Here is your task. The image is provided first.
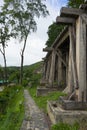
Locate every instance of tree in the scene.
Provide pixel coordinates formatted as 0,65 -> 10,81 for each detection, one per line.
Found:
0,65 -> 4,81
67,0 -> 84,8
46,22 -> 64,47
9,71 -> 20,83
0,10 -> 15,83
3,0 -> 49,84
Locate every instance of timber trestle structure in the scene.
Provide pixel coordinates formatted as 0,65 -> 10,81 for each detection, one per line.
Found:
41,3 -> 87,105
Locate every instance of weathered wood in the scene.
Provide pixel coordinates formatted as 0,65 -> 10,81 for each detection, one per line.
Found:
67,44 -> 74,93
56,16 -> 75,25
60,7 -> 86,18
57,52 -> 63,86
56,31 -> 69,49
49,50 -> 56,86
43,47 -> 53,52
46,60 -> 51,81
69,26 -> 78,90
76,16 -> 87,102
81,14 -> 87,23
80,4 -> 87,10
42,57 -> 46,61
66,51 -> 69,86
56,50 -> 67,67
52,26 -> 69,48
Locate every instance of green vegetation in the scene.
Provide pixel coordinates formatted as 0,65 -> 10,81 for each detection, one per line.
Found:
0,86 -> 24,130
51,122 -> 79,130
67,0 -> 84,8
23,62 -> 42,86
27,62 -> 66,112
29,86 -> 65,112
27,62 -> 80,130
46,22 -> 64,47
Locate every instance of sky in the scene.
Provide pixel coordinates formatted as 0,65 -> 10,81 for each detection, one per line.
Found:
0,0 -> 67,67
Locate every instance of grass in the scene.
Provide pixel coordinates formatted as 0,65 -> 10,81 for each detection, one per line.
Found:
28,85 -> 66,112
51,122 -> 79,130
28,86 -> 80,130
0,86 -> 24,130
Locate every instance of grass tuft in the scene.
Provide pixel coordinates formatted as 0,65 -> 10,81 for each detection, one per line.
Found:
0,86 -> 24,130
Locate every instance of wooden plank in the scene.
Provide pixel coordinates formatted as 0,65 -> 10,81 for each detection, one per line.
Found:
43,47 -> 53,52
56,16 -> 75,25
60,7 -> 86,18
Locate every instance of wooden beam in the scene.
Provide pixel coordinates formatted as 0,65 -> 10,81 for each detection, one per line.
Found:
69,26 -> 78,89
81,14 -> 87,23
56,51 -> 67,67
60,7 -> 86,18
42,57 -> 46,61
56,16 -> 75,25
52,26 -> 69,48
80,4 -> 87,10
43,47 -> 53,52
49,50 -> 56,86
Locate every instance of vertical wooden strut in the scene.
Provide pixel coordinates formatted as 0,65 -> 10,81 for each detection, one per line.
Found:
49,49 -> 56,86
69,26 -> 79,90
76,16 -> 87,102
46,60 -> 51,81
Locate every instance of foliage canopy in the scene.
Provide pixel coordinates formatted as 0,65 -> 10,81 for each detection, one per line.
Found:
46,22 -> 64,47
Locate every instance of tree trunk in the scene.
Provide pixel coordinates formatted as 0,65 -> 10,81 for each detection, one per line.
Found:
2,46 -> 7,85
20,36 -> 27,85
20,54 -> 23,84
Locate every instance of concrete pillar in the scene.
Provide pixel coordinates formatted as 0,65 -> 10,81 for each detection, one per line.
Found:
76,16 -> 87,102
49,50 -> 56,86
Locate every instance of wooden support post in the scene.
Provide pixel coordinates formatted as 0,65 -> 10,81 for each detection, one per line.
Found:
67,47 -> 74,93
49,50 -> 56,86
57,51 -> 63,86
46,59 -> 51,81
66,51 -> 69,87
69,26 -> 78,90
76,16 -> 87,102
56,50 -> 67,67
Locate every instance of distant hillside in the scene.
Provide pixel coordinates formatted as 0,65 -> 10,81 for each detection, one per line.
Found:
23,61 -> 43,75
7,61 -> 43,72
5,61 -> 43,85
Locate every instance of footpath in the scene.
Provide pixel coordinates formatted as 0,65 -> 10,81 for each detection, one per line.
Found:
20,89 -> 50,130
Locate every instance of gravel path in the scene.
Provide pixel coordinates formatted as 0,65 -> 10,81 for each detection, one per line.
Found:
20,89 -> 50,130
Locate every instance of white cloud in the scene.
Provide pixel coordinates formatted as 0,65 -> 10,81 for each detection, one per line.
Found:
0,0 -> 67,66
